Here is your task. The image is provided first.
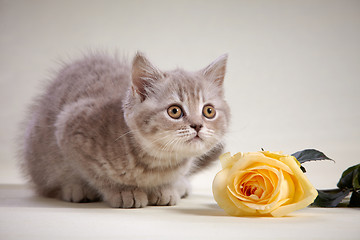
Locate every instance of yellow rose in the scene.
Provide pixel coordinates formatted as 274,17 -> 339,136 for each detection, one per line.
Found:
212,151 -> 318,217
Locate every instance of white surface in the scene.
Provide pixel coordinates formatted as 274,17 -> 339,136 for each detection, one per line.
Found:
1,0 -> 360,239
0,185 -> 359,240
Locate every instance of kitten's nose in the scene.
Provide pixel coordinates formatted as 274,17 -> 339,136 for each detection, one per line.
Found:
190,124 -> 203,133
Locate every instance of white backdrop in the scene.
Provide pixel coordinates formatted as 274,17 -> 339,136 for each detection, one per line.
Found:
1,0 -> 359,192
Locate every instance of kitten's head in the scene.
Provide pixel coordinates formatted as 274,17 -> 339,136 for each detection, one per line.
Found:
123,52 -> 230,162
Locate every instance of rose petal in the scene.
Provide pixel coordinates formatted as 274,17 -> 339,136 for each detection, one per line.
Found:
268,156 -> 318,217
227,189 -> 258,215
228,171 -> 258,202
259,170 -> 275,201
229,166 -> 282,205
229,166 -> 284,213
245,165 -> 282,204
256,170 -> 295,215
229,152 -> 293,177
257,198 -> 291,215
280,171 -> 296,202
213,168 -> 256,216
270,192 -> 317,217
241,168 -> 284,213
280,156 -> 315,192
220,152 -> 241,169
261,151 -> 284,160
229,169 -> 271,202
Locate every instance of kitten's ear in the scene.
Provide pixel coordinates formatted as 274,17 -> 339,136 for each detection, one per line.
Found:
131,52 -> 163,101
202,54 -> 228,86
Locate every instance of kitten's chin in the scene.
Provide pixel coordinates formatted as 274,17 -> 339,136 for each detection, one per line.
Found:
179,138 -> 214,157
146,138 -> 210,160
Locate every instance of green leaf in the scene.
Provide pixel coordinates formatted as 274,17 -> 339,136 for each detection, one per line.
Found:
349,191 -> 360,207
337,164 -> 360,191
291,149 -> 333,164
312,189 -> 350,207
354,168 -> 360,190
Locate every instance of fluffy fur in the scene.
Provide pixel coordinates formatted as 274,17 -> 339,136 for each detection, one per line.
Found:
19,52 -> 230,208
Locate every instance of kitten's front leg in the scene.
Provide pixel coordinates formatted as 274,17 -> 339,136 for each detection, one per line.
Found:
174,176 -> 191,199
102,186 -> 148,208
148,177 -> 191,206
102,177 -> 190,208
148,186 -> 180,206
61,182 -> 100,203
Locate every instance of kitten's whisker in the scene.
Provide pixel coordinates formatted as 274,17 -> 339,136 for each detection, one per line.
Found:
177,129 -> 189,134
201,129 -> 214,138
139,131 -> 176,158
160,138 -> 176,152
113,130 -> 140,142
148,132 -> 174,146
169,138 -> 182,164
141,131 -> 173,146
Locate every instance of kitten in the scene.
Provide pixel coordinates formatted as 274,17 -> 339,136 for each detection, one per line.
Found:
19,52 -> 230,208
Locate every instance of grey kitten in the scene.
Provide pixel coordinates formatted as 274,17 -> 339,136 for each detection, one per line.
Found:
20,52 -> 230,208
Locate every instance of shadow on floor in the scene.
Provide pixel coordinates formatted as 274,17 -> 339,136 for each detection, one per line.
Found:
170,203 -> 228,217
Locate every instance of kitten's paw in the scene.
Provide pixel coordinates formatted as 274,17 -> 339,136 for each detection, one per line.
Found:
175,177 -> 191,199
104,188 -> 148,208
61,184 -> 99,203
148,187 -> 180,206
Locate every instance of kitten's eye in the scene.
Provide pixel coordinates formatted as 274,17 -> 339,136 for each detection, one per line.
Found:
203,105 -> 216,119
167,105 -> 183,119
